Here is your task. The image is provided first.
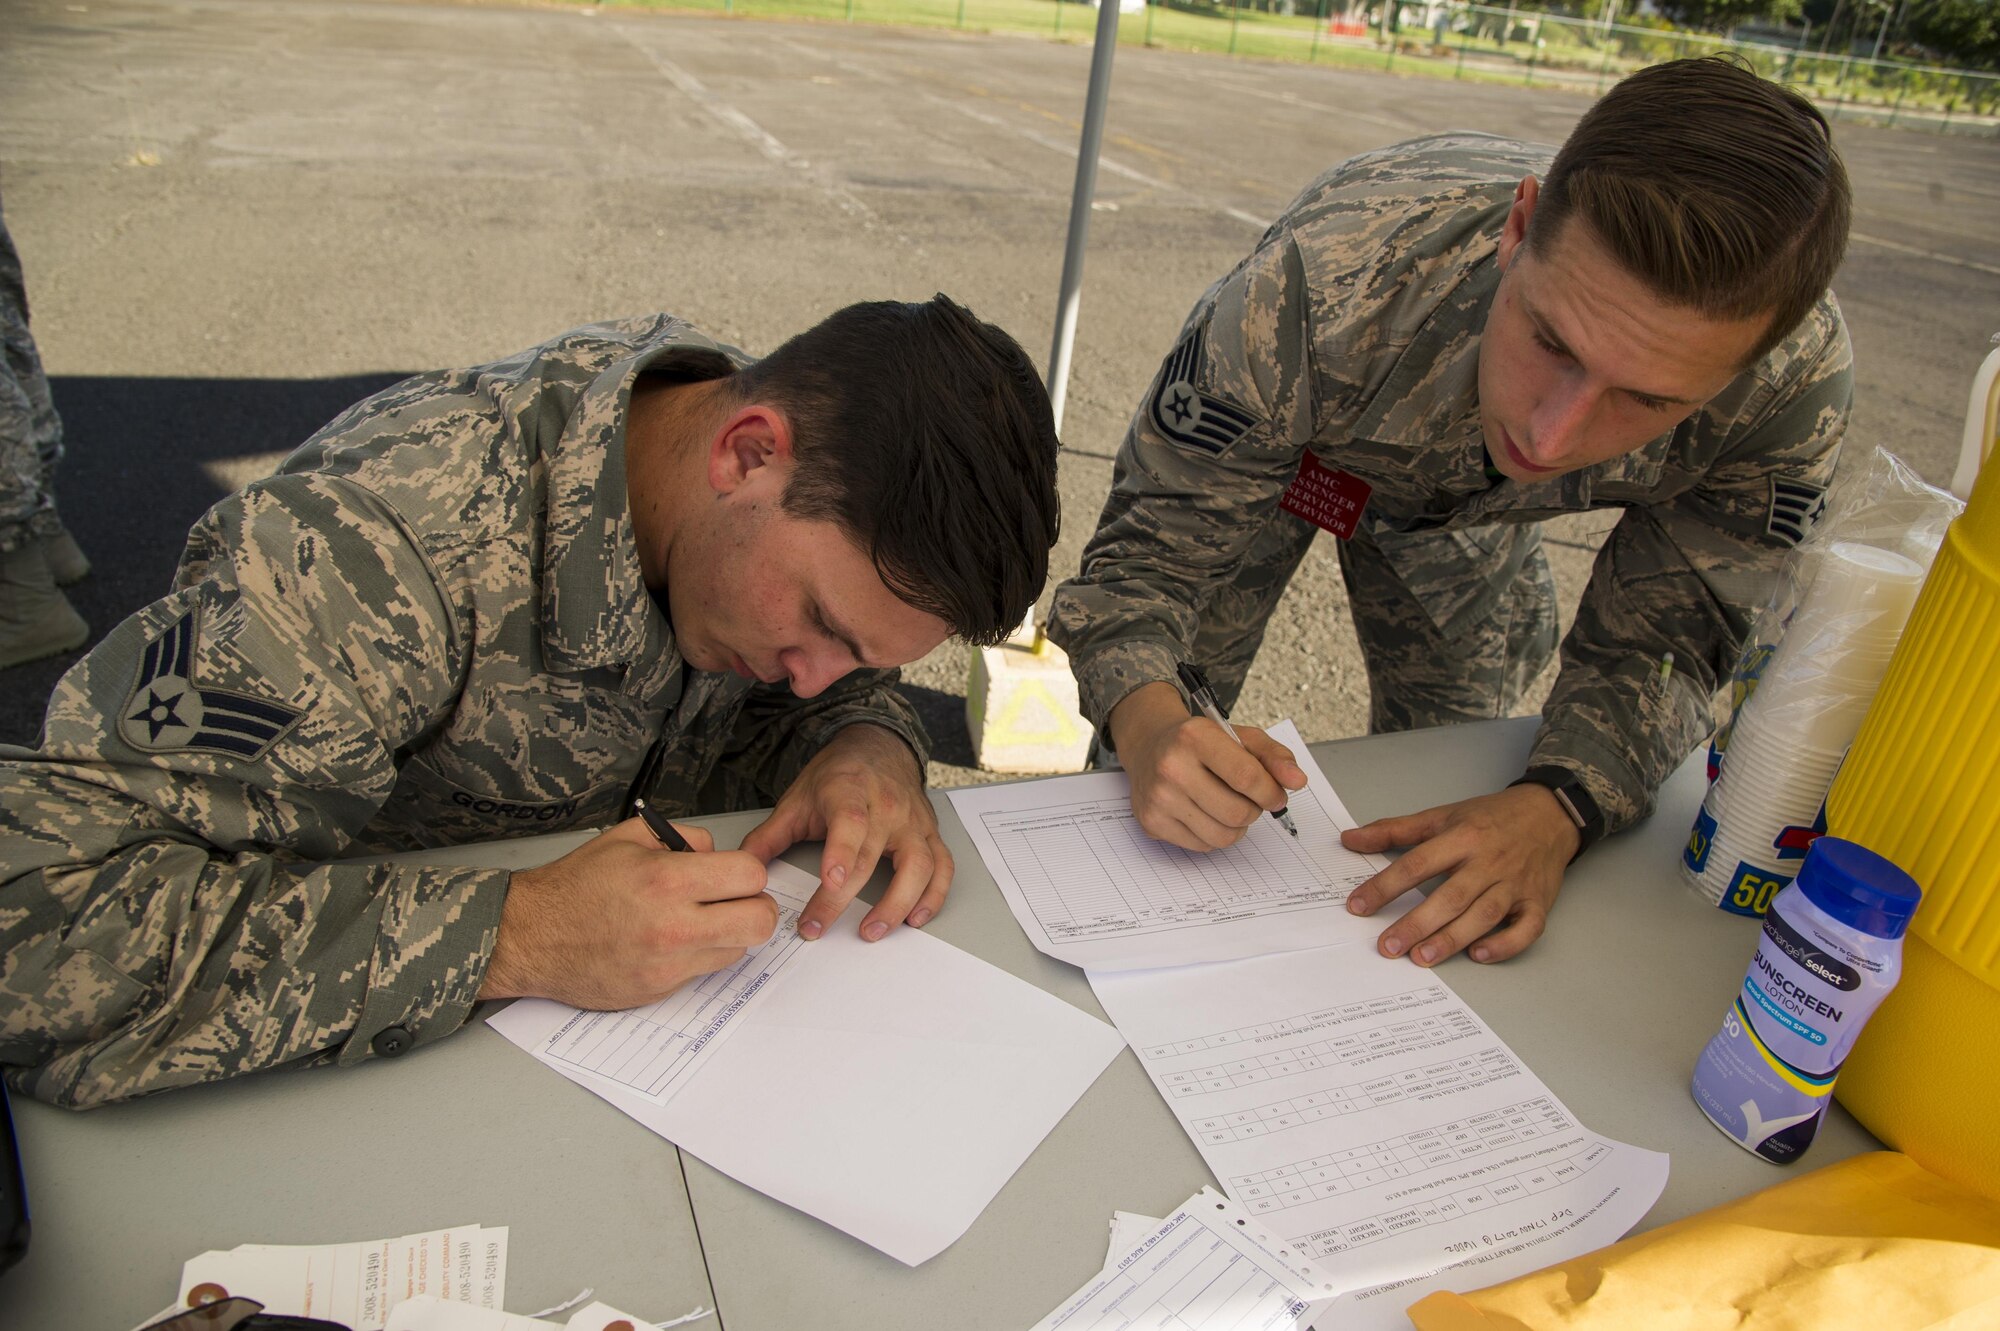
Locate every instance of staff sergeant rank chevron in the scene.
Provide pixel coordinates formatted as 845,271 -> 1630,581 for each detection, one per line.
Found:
1148,325 -> 1262,456
118,608 -> 305,760
1766,478 -> 1828,547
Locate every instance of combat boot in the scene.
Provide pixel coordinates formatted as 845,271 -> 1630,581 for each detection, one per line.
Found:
0,539 -> 90,669
41,522 -> 91,585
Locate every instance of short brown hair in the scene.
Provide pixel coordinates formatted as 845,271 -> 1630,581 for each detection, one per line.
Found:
728,295 -> 1062,648
1528,55 -> 1851,362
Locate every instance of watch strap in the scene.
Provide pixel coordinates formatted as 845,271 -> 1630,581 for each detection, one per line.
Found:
1509,765 -> 1607,860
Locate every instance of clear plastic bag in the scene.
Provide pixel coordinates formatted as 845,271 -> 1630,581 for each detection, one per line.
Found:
1683,448 -> 1963,916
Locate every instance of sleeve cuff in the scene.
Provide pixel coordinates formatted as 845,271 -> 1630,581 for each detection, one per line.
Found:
1070,637 -> 1187,737
1522,727 -> 1650,837
749,673 -> 929,798
338,864 -> 511,1066
816,713 -> 931,784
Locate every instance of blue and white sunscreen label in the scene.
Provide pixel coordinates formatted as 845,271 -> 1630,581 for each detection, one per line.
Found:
1691,996 -> 1837,1163
1692,881 -> 1893,1165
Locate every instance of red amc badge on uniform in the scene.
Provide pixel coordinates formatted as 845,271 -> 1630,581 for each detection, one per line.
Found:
1279,453 -> 1372,539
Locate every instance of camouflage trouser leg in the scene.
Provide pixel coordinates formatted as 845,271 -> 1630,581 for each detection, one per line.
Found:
0,201 -> 64,555
1176,509 -> 1555,734
1336,519 -> 1558,734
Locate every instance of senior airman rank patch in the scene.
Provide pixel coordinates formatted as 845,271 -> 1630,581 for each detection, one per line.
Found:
119,609 -> 304,760
1766,478 -> 1827,547
1149,326 -> 1262,456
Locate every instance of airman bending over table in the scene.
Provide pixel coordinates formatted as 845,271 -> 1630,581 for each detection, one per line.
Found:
1,296 -> 1062,1109
1051,58 -> 1852,970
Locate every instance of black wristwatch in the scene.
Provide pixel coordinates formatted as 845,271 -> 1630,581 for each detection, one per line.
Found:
1509,766 -> 1607,861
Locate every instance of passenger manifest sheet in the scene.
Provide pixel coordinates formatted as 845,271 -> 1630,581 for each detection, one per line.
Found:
949,721 -> 1401,971
982,793 -> 1354,939
949,715 -> 1668,1324
1089,949 -> 1668,1330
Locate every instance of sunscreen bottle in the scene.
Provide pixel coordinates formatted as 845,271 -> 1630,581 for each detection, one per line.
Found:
1690,836 -> 1920,1163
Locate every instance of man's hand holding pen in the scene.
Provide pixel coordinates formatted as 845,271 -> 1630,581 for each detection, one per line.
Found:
477,815 -> 777,1011
476,726 -> 943,1013
1107,679 -> 1307,853
1177,663 -> 1300,837
634,796 -> 695,852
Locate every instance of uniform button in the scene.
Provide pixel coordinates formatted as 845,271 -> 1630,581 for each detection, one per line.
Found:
371,1026 -> 414,1058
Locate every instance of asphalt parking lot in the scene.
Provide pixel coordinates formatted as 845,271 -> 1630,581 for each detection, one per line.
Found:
4,0 -> 1996,782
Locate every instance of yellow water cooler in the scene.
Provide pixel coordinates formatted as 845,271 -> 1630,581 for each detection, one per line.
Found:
1826,345 -> 2000,1199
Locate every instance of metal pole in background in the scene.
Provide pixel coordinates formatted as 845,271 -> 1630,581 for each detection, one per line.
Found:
1045,0 -> 1125,433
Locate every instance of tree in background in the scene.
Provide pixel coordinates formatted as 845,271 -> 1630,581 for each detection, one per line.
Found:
1802,0 -> 1843,43
1652,0 -> 1801,33
1904,0 -> 2000,68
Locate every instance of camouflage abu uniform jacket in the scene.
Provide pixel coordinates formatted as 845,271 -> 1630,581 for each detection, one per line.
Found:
1049,134 -> 1849,832
0,315 -> 927,1108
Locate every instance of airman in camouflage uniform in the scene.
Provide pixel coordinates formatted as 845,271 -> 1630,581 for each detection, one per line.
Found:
1,301 -> 1061,1107
1050,60 -> 1851,971
0,193 -> 91,669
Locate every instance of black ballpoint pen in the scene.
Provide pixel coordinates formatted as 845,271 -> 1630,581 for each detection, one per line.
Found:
632,796 -> 694,852
1176,662 -> 1301,837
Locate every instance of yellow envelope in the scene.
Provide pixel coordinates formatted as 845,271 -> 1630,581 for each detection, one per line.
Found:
1406,1152 -> 2000,1330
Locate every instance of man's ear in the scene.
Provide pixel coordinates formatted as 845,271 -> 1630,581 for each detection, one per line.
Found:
1496,174 -> 1540,272
706,404 -> 796,497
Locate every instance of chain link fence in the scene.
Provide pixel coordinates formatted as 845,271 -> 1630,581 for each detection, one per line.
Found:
1366,3 -> 2000,134
593,0 -> 1999,136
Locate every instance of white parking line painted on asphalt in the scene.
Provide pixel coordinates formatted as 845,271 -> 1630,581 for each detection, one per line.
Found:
1851,231 -> 2000,278
614,27 -> 879,224
924,92 -> 1273,230
768,33 -> 1273,231
1198,70 -> 1413,131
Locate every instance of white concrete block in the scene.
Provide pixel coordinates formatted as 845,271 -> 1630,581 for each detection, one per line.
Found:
966,638 -> 1093,774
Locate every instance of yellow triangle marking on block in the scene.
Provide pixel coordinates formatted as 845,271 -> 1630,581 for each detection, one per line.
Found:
987,680 -> 1087,746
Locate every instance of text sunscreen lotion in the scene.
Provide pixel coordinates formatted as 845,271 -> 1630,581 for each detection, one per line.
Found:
1691,836 -> 1921,1163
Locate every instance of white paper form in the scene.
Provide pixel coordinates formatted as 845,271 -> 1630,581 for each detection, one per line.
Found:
384,1297 -> 554,1331
385,1295 -> 698,1331
489,860 -> 1125,1266
1089,949 -> 1668,1330
1105,1211 -> 1166,1267
1036,1188 -> 1342,1331
949,721 -> 1400,972
176,1224 -> 507,1331
530,879 -> 812,1103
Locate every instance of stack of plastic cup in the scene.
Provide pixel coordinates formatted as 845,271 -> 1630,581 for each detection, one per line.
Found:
1683,541 -> 1926,915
